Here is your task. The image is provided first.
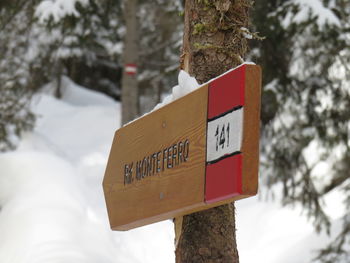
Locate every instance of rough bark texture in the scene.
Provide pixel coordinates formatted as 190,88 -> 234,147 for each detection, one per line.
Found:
181,0 -> 250,82
176,1 -> 251,262
176,203 -> 239,263
121,0 -> 139,125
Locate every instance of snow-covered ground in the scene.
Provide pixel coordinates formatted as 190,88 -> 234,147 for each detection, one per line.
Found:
0,76 -> 340,263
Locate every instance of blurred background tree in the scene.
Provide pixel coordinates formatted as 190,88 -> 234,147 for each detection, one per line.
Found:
0,0 -> 182,151
137,0 -> 183,113
0,0 -> 349,261
251,0 -> 350,261
0,0 -> 38,152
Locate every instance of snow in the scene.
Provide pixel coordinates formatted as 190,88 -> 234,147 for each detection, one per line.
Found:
282,0 -> 341,28
41,76 -> 117,107
126,63 -> 254,126
240,27 -> 253,39
125,69 -> 201,125
153,70 -> 200,111
36,0 -> 89,23
236,190 -> 345,263
143,62 -> 254,116
0,79 -> 174,263
0,74 -> 343,262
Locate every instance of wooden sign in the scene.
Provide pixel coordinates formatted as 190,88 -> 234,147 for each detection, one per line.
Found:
103,64 -> 261,230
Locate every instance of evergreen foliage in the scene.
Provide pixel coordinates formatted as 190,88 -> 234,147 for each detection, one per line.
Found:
137,0 -> 183,113
251,0 -> 350,261
35,0 -> 123,98
0,1 -> 38,151
0,0 -> 181,150
0,0 -> 124,151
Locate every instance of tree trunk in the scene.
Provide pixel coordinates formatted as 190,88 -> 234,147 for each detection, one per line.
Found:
121,0 -> 139,125
176,1 -> 251,262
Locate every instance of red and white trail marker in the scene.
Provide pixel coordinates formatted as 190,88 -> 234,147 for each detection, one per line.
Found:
205,108 -> 244,203
124,63 -> 137,75
103,63 -> 261,230
205,64 -> 248,203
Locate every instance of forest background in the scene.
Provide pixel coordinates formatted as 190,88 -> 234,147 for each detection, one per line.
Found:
0,0 -> 349,262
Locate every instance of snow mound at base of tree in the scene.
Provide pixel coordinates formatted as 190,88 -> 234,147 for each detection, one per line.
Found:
41,76 -> 117,107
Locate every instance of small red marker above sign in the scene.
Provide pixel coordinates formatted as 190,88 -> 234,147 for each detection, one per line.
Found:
125,63 -> 137,75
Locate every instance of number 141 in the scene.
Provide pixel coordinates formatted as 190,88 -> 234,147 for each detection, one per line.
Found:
215,123 -> 230,151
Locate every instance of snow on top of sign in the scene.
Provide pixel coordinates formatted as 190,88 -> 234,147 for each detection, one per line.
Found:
153,70 -> 200,111
124,62 -> 255,127
202,62 -> 255,87
124,69 -> 200,126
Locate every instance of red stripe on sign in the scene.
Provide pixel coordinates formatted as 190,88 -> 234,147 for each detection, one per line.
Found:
208,65 -> 245,119
205,154 -> 242,204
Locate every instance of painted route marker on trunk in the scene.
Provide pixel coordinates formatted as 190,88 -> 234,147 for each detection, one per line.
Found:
103,64 -> 261,230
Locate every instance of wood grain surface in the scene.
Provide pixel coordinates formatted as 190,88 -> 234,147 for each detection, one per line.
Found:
241,65 -> 261,195
103,64 -> 261,230
103,86 -> 208,230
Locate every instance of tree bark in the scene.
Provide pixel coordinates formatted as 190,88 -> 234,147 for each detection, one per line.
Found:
176,1 -> 251,262
121,0 -> 139,125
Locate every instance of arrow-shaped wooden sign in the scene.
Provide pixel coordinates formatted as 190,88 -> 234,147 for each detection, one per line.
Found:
103,64 -> 261,230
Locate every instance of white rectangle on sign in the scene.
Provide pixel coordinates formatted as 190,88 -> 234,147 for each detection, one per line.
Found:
206,108 -> 243,163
